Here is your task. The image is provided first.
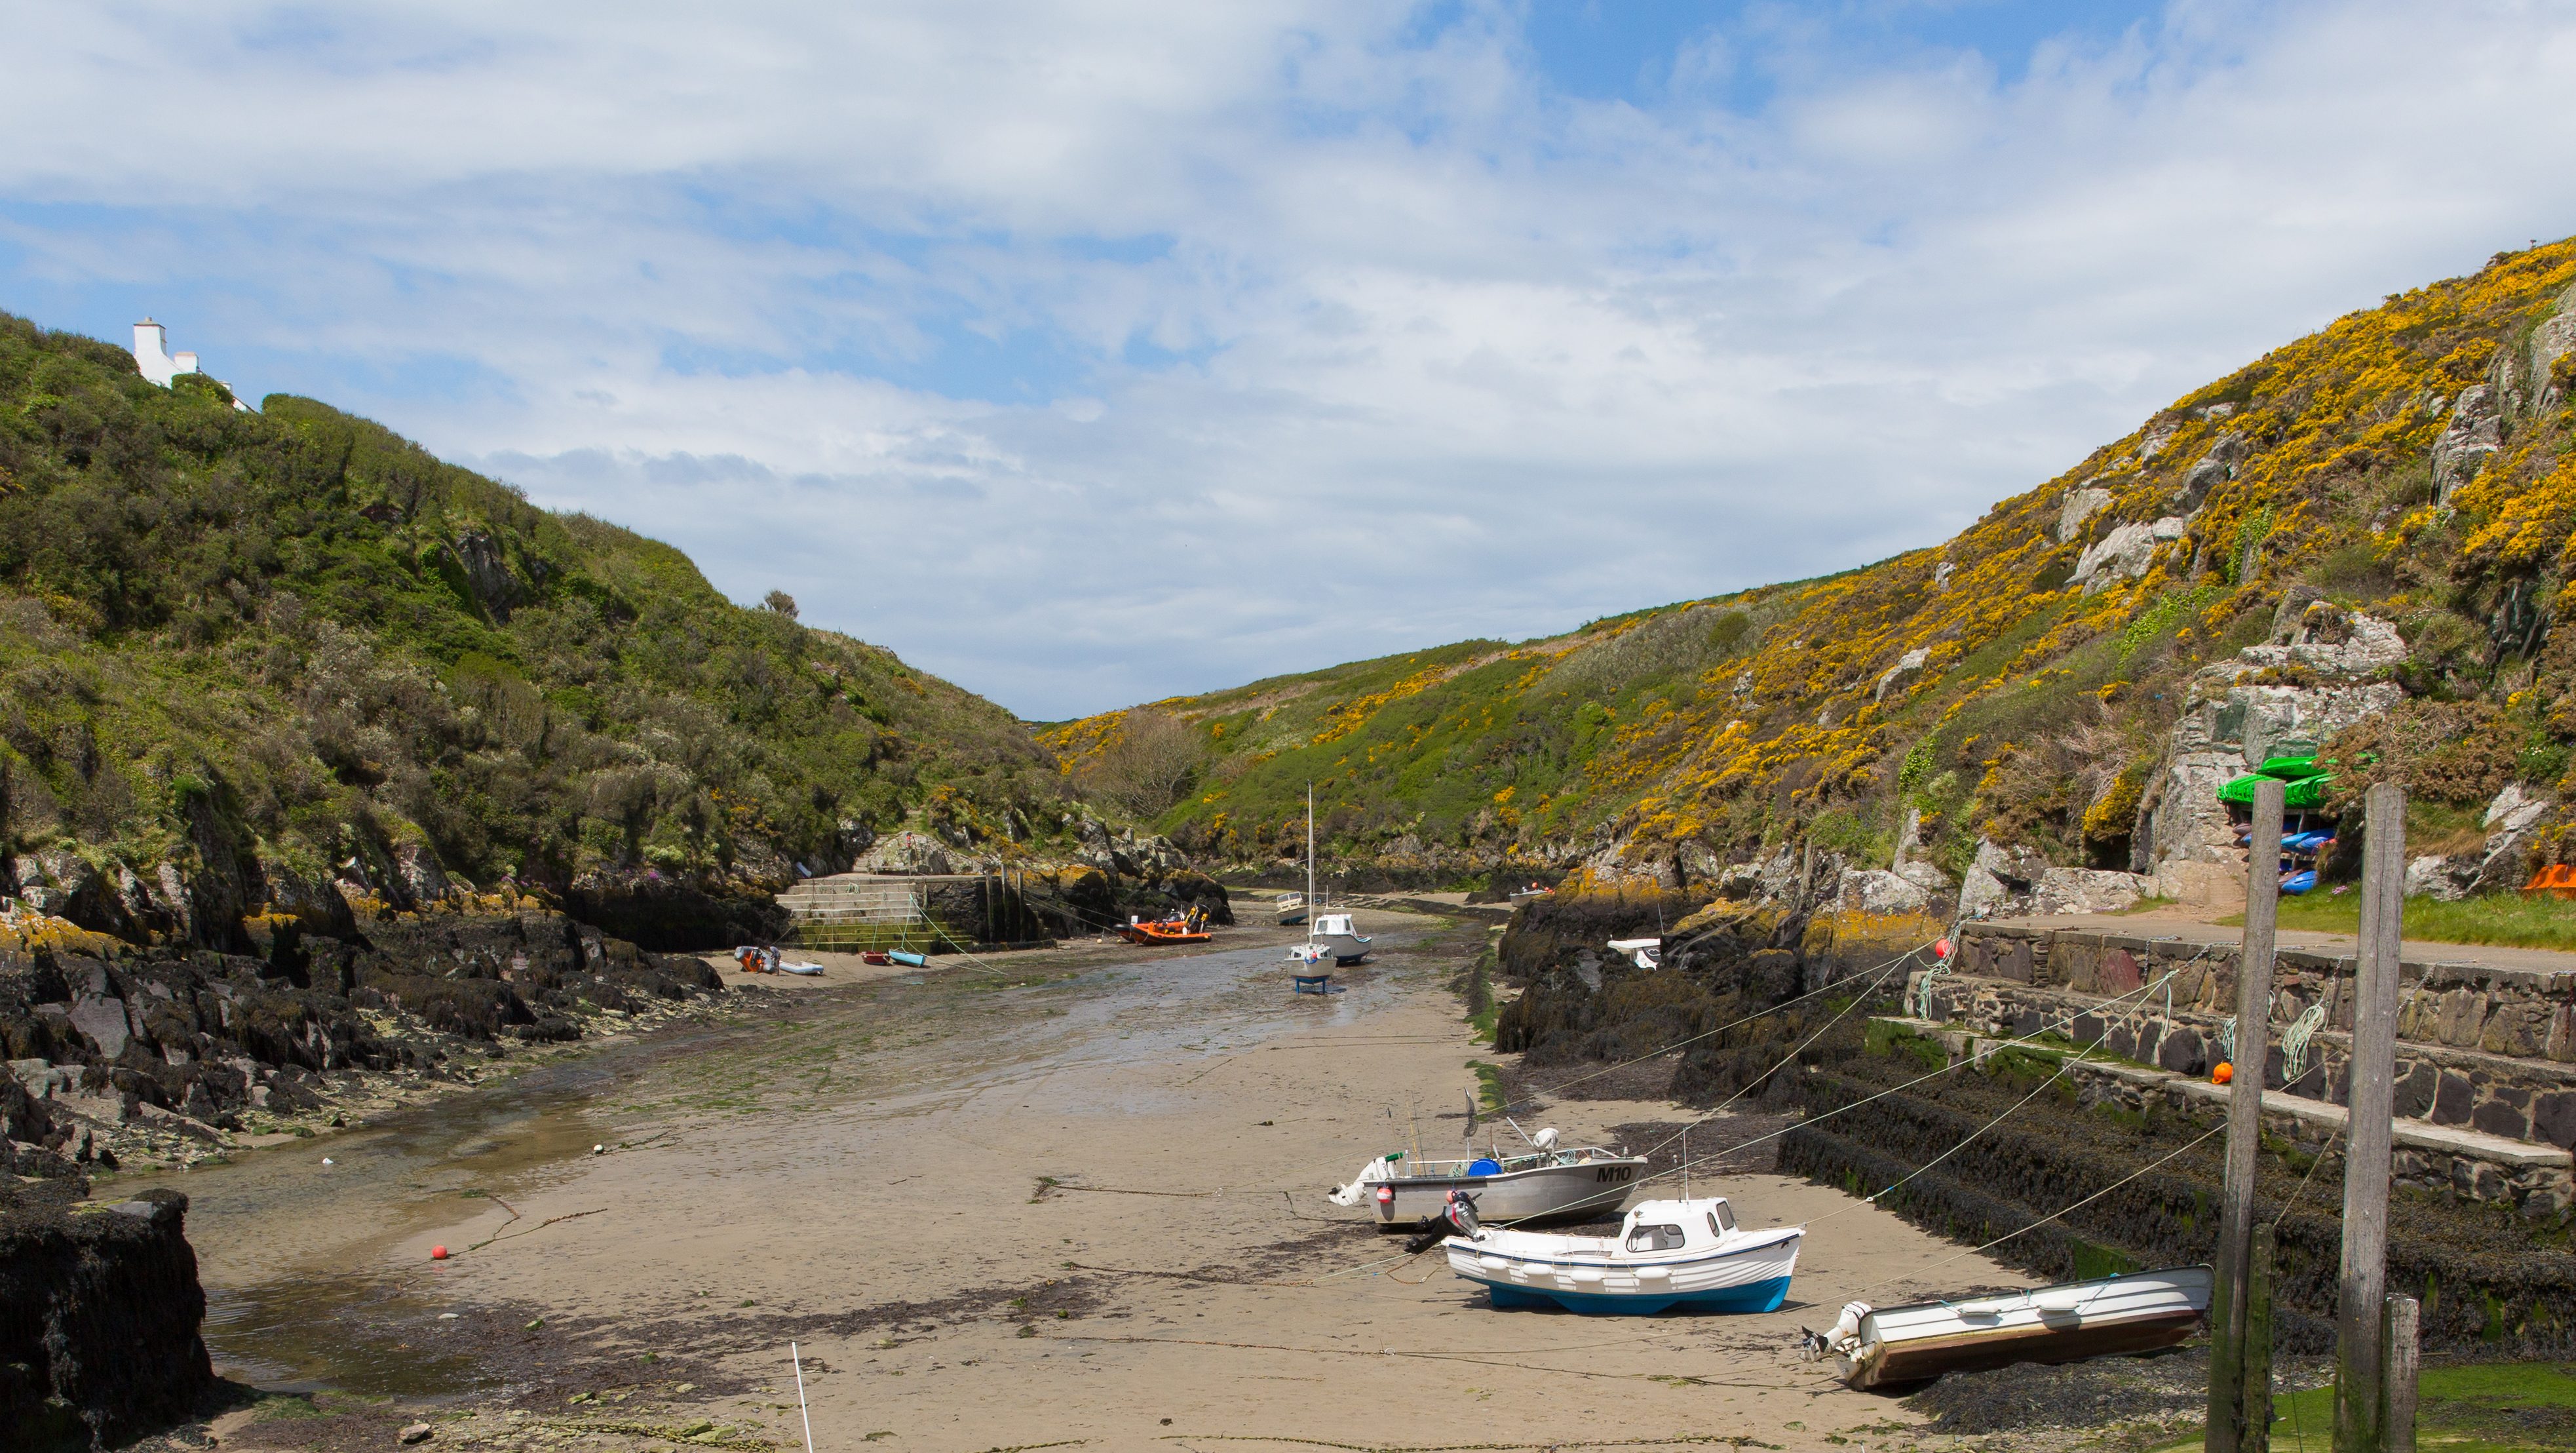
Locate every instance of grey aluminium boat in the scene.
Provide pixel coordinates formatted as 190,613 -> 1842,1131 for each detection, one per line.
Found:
1327,1137 -> 1649,1228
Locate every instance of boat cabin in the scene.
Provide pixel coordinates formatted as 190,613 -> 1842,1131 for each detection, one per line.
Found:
1618,1197 -> 1740,1252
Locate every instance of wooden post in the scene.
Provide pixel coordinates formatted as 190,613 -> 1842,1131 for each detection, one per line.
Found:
2246,1222 -> 2277,1453
2209,778 -> 2285,1453
2334,782 -> 2405,1453
2382,1294 -> 2420,1453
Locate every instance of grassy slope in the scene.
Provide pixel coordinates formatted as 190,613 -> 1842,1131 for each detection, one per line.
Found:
1050,240 -> 2576,884
0,314 -> 1071,899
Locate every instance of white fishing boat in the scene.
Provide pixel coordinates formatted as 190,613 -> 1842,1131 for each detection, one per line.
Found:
1276,892 -> 1307,926
1311,912 -> 1370,963
1328,1129 -> 1649,1226
1607,936 -> 1661,970
1444,1195 -> 1800,1315
1817,1265 -> 2212,1389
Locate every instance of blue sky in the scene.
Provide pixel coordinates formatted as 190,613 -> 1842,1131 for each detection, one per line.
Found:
3,1 -> 2575,718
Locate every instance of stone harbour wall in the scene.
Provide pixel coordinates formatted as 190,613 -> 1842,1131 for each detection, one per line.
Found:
1951,923 -> 2576,1146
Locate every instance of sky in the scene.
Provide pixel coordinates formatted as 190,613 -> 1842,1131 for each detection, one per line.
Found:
4,1 -> 2576,720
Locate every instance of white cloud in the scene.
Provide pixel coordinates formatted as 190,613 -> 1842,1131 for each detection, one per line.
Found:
4,0 -> 2576,716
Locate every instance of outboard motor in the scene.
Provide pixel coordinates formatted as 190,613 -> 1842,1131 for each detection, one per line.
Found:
1442,1187 -> 1480,1237
1404,1188 -> 1482,1254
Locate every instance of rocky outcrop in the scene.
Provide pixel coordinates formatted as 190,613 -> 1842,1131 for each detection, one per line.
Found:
2,906 -> 720,1171
2056,487 -> 2111,543
2433,385 -> 2505,505
1959,840 -> 2048,918
1,1188 -> 212,1453
2138,600 -> 2406,897
2073,516 -> 2187,592
2406,782 -> 2552,901
1872,648 -> 1930,703
2494,279 -> 2576,419
2173,431 -> 2247,513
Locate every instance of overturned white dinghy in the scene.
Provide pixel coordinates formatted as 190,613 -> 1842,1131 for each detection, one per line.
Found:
1444,1195 -> 1801,1315
1819,1265 -> 2212,1389
1326,1128 -> 1647,1227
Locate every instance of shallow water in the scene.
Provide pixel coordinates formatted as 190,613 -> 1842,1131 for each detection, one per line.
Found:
138,925 -> 1438,1396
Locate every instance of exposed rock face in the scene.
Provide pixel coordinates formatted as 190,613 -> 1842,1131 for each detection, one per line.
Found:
2140,605 -> 2407,887
0,1188 -> 212,1452
2029,868 -> 2153,916
2494,281 -> 2576,418
1,908 -> 721,1174
2417,783 -> 2560,901
1872,648 -> 1930,702
451,530 -> 521,619
1839,868 -> 1929,916
2174,431 -> 2248,512
2056,487 -> 2112,543
562,870 -> 789,951
855,830 -> 956,876
2433,385 -> 2504,505
1960,840 -> 2049,918
2073,517 -> 2187,592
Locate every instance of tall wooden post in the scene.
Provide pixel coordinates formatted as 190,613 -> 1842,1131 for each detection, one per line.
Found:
2246,1222 -> 2277,1453
2209,777 -> 2284,1453
2383,1294 -> 2420,1453
2335,783 -> 2405,1453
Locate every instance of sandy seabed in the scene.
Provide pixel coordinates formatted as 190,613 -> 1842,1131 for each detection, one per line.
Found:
149,911 -> 2036,1453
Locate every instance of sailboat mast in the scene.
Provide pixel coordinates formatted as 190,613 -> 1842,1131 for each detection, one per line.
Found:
1305,784 -> 1317,946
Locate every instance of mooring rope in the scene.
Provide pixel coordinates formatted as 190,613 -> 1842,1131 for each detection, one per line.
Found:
1494,938 -> 1942,1114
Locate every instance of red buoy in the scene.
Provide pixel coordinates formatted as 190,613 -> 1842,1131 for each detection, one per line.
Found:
1933,938 -> 1952,960
431,1245 -> 450,1261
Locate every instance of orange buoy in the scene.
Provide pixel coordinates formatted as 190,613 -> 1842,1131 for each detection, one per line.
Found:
2212,1062 -> 2235,1085
431,1245 -> 450,1260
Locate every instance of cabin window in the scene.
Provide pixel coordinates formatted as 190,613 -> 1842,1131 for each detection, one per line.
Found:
1626,1223 -> 1685,1252
1708,1202 -> 1737,1235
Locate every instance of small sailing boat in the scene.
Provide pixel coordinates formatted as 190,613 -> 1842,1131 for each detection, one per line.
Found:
1286,786 -> 1335,990
1815,1266 -> 2212,1388
1443,1193 -> 1801,1315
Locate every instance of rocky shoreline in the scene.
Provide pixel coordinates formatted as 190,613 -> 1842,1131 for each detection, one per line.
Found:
3,897 -> 727,1182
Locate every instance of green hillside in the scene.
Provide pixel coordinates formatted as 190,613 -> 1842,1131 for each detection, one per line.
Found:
0,313 -> 1077,944
1051,239 -> 2576,887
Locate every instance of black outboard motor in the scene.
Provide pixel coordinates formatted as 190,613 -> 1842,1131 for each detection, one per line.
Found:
1443,1187 -> 1481,1238
1406,1187 -> 1482,1253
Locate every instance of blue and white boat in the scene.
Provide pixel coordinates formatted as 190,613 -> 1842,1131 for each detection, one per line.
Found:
1443,1195 -> 1801,1315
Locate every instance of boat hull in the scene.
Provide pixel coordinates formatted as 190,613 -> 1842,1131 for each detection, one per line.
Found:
1316,931 -> 1368,963
1485,1275 -> 1790,1316
1448,1224 -> 1802,1317
1840,1266 -> 2211,1389
1368,1157 -> 1647,1226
